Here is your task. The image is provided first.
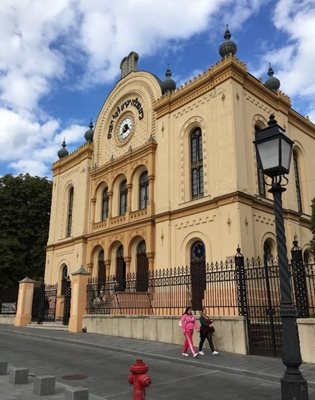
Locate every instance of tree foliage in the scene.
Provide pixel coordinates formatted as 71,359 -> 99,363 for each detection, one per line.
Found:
0,174 -> 52,288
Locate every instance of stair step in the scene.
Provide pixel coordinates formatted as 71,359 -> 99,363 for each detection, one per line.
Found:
26,322 -> 68,331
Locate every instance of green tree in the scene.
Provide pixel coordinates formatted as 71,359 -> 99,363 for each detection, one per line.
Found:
0,174 -> 52,288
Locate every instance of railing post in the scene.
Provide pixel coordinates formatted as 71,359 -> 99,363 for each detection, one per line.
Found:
68,266 -> 91,333
15,277 -> 35,326
235,246 -> 247,316
291,239 -> 309,318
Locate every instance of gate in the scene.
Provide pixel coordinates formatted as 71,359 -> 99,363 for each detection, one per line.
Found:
63,279 -> 71,325
32,283 -> 57,323
245,259 -> 282,357
235,242 -> 312,357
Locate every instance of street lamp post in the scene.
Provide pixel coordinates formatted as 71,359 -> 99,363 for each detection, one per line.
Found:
254,114 -> 309,400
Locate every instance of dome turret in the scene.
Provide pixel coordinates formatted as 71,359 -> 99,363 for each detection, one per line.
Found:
219,25 -> 237,58
161,67 -> 176,94
264,63 -> 280,92
84,120 -> 94,143
57,139 -> 69,159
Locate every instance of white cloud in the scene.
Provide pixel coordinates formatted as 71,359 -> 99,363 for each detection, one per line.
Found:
0,0 -> 314,176
252,0 -> 315,120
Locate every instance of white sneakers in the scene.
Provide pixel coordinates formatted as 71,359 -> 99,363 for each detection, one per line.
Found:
182,351 -> 219,357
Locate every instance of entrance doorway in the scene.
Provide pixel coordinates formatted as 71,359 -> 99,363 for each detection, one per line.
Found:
136,240 -> 149,292
116,245 -> 126,291
190,241 -> 206,311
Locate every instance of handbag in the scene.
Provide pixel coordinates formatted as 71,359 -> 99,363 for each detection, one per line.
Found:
208,325 -> 215,333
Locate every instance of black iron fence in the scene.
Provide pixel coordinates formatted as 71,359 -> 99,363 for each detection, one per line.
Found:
86,254 -> 315,319
0,287 -> 18,314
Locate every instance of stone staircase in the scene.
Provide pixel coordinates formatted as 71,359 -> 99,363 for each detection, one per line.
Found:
26,320 -> 68,331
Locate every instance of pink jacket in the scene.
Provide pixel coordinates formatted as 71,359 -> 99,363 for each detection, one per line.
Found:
180,313 -> 198,333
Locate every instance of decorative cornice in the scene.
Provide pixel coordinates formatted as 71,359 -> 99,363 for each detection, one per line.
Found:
91,140 -> 157,179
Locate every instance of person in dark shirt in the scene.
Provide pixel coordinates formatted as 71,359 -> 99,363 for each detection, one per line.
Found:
198,307 -> 219,355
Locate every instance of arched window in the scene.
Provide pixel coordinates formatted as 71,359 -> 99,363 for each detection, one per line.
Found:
66,187 -> 74,237
263,239 -> 276,264
190,128 -> 204,199
101,188 -> 109,220
255,125 -> 266,196
293,150 -> 302,213
139,171 -> 149,210
119,180 -> 128,215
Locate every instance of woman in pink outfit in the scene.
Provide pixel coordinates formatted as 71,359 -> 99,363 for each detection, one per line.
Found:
180,307 -> 199,357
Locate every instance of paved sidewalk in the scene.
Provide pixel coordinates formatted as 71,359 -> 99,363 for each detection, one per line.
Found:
0,324 -> 314,399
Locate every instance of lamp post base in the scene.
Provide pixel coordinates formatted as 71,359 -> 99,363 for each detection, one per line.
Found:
281,375 -> 308,400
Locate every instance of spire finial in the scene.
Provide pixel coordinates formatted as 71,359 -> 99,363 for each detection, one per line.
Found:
219,24 -> 237,58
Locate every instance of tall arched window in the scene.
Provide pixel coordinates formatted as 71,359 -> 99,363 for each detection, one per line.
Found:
139,171 -> 149,210
255,125 -> 266,196
101,188 -> 109,220
190,128 -> 204,199
66,187 -> 74,237
119,180 -> 128,215
293,150 -> 302,213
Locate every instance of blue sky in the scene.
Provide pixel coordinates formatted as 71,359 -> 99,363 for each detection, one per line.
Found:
0,0 -> 315,178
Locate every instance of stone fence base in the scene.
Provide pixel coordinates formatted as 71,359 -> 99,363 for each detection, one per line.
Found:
82,315 -> 248,355
0,315 -> 16,325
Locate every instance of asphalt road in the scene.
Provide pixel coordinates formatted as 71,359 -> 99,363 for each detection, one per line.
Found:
0,329 -> 311,400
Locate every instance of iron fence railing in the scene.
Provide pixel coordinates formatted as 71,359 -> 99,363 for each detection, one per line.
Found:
86,259 -> 315,318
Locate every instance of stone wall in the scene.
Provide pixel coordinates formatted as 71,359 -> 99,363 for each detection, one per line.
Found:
82,315 -> 248,355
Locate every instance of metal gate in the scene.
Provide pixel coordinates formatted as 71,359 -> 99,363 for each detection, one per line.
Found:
245,259 -> 282,356
32,283 -> 57,323
235,243 -> 313,357
63,279 -> 71,326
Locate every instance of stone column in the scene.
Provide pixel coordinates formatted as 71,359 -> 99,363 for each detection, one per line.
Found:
124,257 -> 131,275
68,266 -> 91,333
127,184 -> 132,213
146,252 -> 155,273
15,277 -> 35,327
108,191 -> 113,218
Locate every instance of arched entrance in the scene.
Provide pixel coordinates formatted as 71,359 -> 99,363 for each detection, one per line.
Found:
116,245 -> 126,291
61,265 -> 68,295
136,240 -> 148,292
98,250 -> 105,282
190,240 -> 206,311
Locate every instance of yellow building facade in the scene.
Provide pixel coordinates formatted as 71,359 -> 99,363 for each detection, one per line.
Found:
44,38 -> 315,301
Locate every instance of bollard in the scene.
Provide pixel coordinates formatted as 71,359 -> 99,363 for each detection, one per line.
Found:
33,375 -> 56,396
128,359 -> 151,400
0,361 -> 8,375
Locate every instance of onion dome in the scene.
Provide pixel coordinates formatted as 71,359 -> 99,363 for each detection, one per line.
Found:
84,120 -> 94,143
264,63 -> 280,92
57,139 -> 69,159
219,25 -> 237,58
161,66 -> 176,94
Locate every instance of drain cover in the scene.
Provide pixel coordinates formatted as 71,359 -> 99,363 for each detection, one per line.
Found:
62,374 -> 88,380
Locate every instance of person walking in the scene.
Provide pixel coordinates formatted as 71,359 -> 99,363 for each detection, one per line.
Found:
198,308 -> 219,356
180,307 -> 199,358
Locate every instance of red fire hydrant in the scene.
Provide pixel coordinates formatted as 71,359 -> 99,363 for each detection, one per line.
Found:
128,359 -> 151,400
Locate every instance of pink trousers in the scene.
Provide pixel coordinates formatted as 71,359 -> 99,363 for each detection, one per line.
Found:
182,329 -> 195,354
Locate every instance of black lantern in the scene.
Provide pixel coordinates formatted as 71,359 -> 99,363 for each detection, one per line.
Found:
254,114 -> 294,178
